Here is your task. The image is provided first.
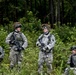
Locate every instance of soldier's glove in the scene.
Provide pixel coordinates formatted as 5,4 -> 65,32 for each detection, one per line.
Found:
45,47 -> 49,50
36,44 -> 39,46
9,40 -> 15,45
45,46 -> 51,53
19,47 -> 24,51
14,47 -> 18,51
36,43 -> 41,47
67,61 -> 70,65
42,47 -> 46,51
42,46 -> 48,51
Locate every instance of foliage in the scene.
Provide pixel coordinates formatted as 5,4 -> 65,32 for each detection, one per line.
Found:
19,11 -> 41,32
54,25 -> 76,43
4,21 -> 14,32
3,11 -> 41,32
0,28 -> 8,48
0,25 -> 76,75
0,0 -> 76,27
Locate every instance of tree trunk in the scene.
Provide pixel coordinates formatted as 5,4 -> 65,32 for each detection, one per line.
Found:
61,0 -> 64,25
24,0 -> 27,17
14,0 -> 18,21
39,0 -> 43,22
57,0 -> 60,26
30,0 -> 33,11
43,0 -> 47,23
49,0 -> 54,28
26,0 -> 29,10
0,2 -> 3,25
34,0 -> 36,13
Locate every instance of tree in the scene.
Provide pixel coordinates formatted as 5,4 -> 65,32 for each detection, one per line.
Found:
49,0 -> 54,28
0,1 -> 3,25
55,0 -> 61,27
0,0 -> 76,27
61,0 -> 64,25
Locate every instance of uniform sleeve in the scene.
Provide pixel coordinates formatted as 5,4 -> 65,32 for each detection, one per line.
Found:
5,32 -> 13,44
21,33 -> 28,49
0,46 -> 4,58
67,55 -> 71,64
47,35 -> 56,50
36,34 -> 43,46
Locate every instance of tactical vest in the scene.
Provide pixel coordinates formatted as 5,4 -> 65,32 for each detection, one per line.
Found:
38,34 -> 52,45
10,31 -> 24,46
38,34 -> 53,53
70,54 -> 76,67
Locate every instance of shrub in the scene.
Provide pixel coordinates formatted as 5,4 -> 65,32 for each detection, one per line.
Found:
0,25 -> 76,75
19,11 -> 41,32
55,25 -> 76,43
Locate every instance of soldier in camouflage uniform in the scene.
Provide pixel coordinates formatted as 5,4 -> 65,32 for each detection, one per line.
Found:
64,46 -> 76,75
36,24 -> 56,74
6,22 -> 28,69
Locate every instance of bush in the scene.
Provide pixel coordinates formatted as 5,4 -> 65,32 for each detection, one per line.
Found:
19,11 -> 41,32
55,25 -> 76,43
0,24 -> 76,75
0,28 -> 7,48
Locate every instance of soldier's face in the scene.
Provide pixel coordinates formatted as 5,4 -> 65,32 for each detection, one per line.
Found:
43,28 -> 48,33
72,50 -> 76,54
16,27 -> 21,32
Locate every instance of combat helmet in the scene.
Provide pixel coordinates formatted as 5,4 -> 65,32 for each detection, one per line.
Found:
14,22 -> 22,29
41,24 -> 50,31
70,46 -> 76,51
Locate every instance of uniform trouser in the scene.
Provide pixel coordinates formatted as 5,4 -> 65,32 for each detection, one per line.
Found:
64,67 -> 76,75
9,49 -> 22,67
38,51 -> 53,74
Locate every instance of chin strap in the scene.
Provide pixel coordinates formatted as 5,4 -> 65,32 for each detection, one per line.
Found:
44,32 -> 49,35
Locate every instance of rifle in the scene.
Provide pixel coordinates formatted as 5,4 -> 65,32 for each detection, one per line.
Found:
38,34 -> 52,53
38,39 -> 47,52
14,40 -> 22,51
10,32 -> 22,52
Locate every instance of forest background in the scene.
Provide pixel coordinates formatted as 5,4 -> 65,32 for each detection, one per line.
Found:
0,0 -> 76,75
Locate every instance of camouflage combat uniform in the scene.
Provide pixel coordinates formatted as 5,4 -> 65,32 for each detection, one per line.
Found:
5,22 -> 28,68
36,24 -> 56,74
64,46 -> 76,75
